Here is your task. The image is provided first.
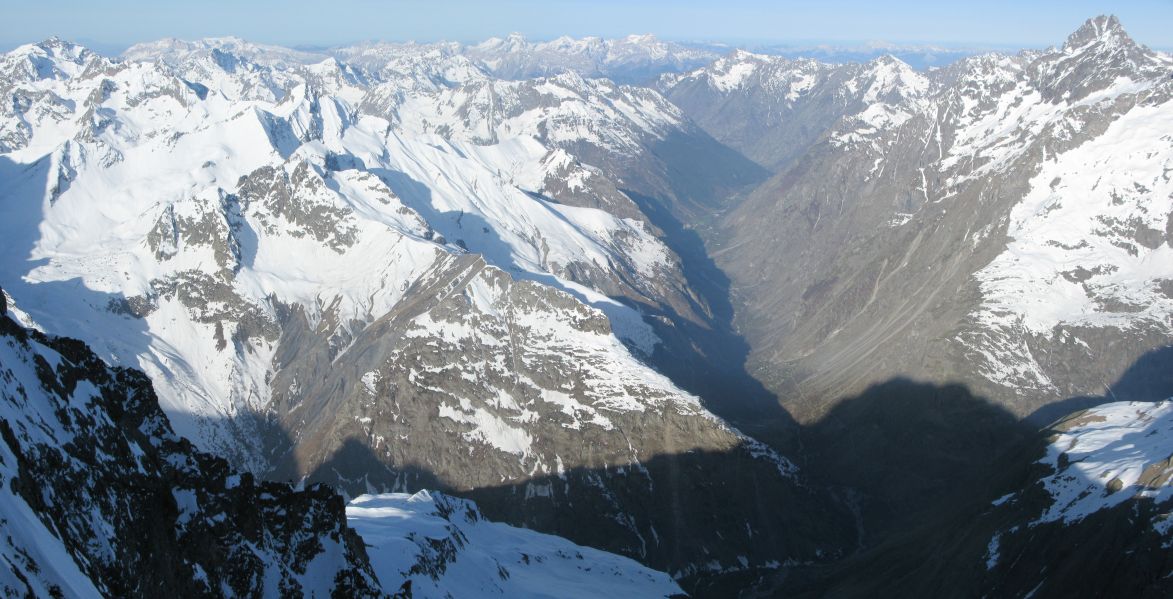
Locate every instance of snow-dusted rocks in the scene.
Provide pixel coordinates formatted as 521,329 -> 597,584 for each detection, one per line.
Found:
382,72 -> 686,157
1035,400 -> 1173,525
0,33 -> 685,464
8,13 -> 1168,595
968,399 -> 1173,597
761,396 -> 1173,597
660,49 -> 931,170
966,97 -> 1173,392
0,290 -> 381,597
126,32 -> 717,90
462,33 -> 718,83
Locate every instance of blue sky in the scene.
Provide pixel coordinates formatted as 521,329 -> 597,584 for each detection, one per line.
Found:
2,1 -> 1171,52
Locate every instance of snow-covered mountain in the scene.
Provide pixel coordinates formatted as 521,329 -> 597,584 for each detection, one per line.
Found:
970,400 -> 1173,597
0,35 -> 673,463
1032,401 -> 1173,526
121,36 -> 326,71
747,41 -> 989,70
123,32 -> 718,87
648,19 -> 1173,594
660,48 -> 933,170
0,32 -> 852,583
460,33 -> 718,83
667,16 -> 1173,423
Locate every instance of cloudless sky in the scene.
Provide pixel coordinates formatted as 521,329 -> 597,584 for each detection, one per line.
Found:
2,0 -> 1171,53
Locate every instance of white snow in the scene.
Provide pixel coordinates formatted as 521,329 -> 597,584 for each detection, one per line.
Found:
710,56 -> 760,92
346,491 -> 683,598
984,532 -> 1001,570
437,403 -> 535,457
968,98 -> 1173,390
389,73 -> 684,156
1035,400 -> 1173,528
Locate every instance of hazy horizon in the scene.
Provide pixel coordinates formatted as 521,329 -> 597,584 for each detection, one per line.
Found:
3,1 -> 1171,55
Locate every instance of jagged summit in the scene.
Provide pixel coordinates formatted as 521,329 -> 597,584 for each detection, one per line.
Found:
1064,14 -> 1132,50
1029,13 -> 1168,102
670,8 -> 1173,403
0,288 -> 383,596
1057,14 -> 1171,70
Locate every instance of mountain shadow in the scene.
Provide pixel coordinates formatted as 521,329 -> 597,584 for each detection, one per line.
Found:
677,378 -> 1037,596
799,378 -> 1032,544
302,436 -> 861,592
294,437 -> 447,498
646,128 -> 772,218
293,364 -> 1172,598
1028,344 -> 1173,426
0,153 -> 156,390
0,153 -> 296,466
771,443 -> 1173,598
730,366 -> 1173,598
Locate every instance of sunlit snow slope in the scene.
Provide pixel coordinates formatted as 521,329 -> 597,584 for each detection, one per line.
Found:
347,491 -> 684,598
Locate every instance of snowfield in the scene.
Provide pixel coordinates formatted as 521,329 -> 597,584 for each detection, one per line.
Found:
1036,400 -> 1173,527
347,491 -> 683,598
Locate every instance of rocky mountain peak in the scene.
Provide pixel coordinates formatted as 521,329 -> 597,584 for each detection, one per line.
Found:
1028,14 -> 1166,102
1063,15 -> 1131,51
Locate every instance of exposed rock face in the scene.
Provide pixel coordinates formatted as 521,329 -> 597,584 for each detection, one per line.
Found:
0,289 -> 382,597
666,15 -> 1173,423
356,62 -> 774,421
655,19 -> 1173,594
